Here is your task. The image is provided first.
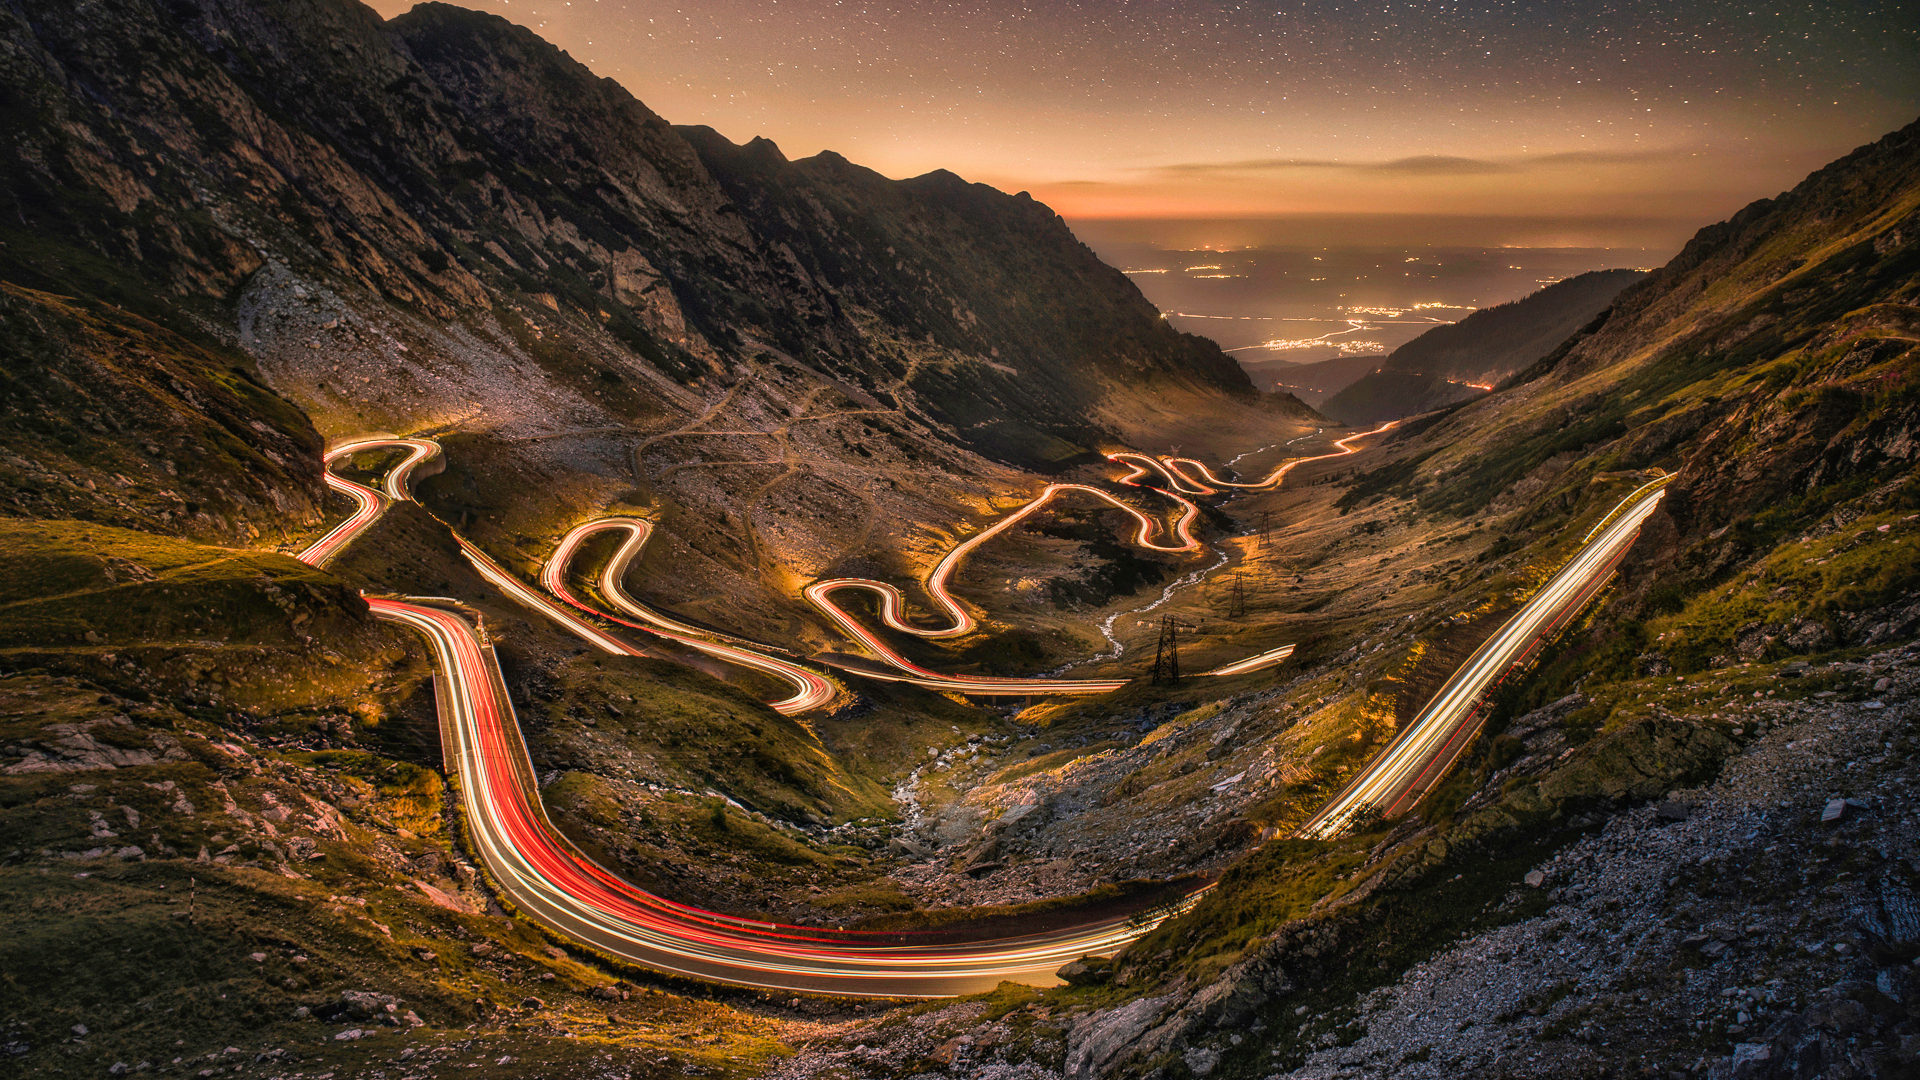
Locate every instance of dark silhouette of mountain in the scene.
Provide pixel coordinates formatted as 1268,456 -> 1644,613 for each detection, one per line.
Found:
0,0 -> 1311,522
1320,269 -> 1646,425
1317,367 -> 1488,425
1257,354 -> 1387,407
1386,269 -> 1648,385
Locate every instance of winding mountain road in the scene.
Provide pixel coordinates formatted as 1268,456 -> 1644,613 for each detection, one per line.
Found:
279,414 -> 1674,999
543,518 -> 839,714
1112,421 -> 1397,494
800,482 -> 1204,695
297,451 -> 1199,995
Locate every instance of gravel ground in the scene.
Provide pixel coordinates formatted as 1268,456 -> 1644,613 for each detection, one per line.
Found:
1262,643 -> 1920,1080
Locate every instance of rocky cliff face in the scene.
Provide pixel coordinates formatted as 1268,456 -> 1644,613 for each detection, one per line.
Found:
0,0 -> 1278,474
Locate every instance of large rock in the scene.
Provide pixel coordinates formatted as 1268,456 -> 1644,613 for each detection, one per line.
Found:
1728,1041 -> 1774,1080
1056,956 -> 1114,987
317,990 -> 401,1024
1063,994 -> 1174,1080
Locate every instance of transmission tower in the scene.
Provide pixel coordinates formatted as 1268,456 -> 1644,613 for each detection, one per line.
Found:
1259,510 -> 1275,564
1150,615 -> 1183,686
1227,572 -> 1247,618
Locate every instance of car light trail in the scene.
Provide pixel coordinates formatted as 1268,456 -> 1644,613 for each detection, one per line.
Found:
803,482 -> 1201,695
1108,453 -> 1217,495
1151,422 -> 1396,492
296,438 -> 442,566
363,596 -> 1199,995
543,518 -> 839,714
305,439 -> 843,710
1201,644 -> 1296,677
291,443 -> 1202,995
298,470 -> 383,567
1295,476 -> 1672,840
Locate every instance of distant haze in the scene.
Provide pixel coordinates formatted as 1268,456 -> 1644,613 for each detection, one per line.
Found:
1067,222 -> 1662,387
1066,215 -> 1695,258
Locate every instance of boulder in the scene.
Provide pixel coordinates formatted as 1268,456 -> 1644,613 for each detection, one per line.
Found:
1183,1046 -> 1222,1076
926,1037 -> 965,1066
1063,994 -> 1174,1080
1734,622 -> 1782,660
1057,956 -> 1114,986
1785,619 -> 1832,653
1655,800 -> 1692,823
1728,1041 -> 1773,1080
321,990 -> 400,1023
1804,997 -> 1871,1033
886,837 -> 933,859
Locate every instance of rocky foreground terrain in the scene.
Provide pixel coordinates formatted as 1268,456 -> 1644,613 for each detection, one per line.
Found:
758,648 -> 1919,1080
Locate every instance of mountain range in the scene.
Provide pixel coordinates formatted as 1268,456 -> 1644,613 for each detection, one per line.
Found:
1,1 -> 1918,1078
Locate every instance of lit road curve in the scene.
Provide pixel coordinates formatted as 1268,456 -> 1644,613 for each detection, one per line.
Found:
296,437 -> 443,566
298,437 -> 652,660
1199,644 -> 1295,678
366,595 -> 1202,995
802,482 -> 1202,696
543,518 -> 839,714
1295,476 -> 1672,840
1147,421 -> 1397,492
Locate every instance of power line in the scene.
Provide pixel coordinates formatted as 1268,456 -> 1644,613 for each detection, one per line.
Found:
1150,615 -> 1184,686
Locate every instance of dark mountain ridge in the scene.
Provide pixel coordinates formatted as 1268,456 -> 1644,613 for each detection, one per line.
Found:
1,0 -> 1290,489
1319,268 -> 1646,425
1388,268 -> 1647,385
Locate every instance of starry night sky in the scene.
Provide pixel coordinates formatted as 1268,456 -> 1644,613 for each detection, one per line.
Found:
368,0 -> 1919,242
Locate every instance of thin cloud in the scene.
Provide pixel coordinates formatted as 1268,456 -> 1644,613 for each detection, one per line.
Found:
1526,148 -> 1684,166
1150,154 -> 1515,178
1368,155 -> 1516,175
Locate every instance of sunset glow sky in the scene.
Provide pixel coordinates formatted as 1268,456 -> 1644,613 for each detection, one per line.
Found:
369,0 -> 1919,245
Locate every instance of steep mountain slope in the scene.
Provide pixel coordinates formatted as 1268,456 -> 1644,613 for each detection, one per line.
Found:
0,0 -> 1314,649
0,1 -> 1328,1074
1320,269 -> 1645,425
799,118 -> 1920,1080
